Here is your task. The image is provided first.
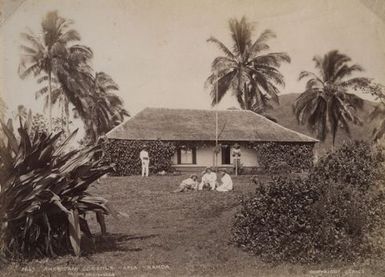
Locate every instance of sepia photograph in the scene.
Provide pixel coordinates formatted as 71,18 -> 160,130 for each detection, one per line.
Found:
1,0 -> 385,276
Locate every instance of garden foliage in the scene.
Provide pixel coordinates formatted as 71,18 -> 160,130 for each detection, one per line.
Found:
0,120 -> 113,259
253,142 -> 314,173
103,139 -> 176,176
233,141 -> 385,263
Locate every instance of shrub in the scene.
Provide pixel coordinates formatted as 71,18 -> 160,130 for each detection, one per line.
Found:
0,121 -> 113,260
103,139 -> 176,176
253,142 -> 314,174
232,141 -> 385,263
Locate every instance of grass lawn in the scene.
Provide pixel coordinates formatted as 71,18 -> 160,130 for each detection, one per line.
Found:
2,175 -> 385,277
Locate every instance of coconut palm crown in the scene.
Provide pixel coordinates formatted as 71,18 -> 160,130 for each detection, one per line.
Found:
18,11 -> 91,133
206,17 -> 290,112
294,50 -> 370,145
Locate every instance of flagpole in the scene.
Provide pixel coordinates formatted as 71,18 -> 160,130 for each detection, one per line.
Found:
215,73 -> 218,168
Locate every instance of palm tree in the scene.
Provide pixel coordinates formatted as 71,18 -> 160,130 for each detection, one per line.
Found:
18,11 -> 82,132
206,17 -> 290,112
293,50 -> 370,145
54,44 -> 94,124
82,72 -> 129,143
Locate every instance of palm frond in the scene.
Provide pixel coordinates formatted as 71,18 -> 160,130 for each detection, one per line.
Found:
340,77 -> 371,89
249,29 -> 276,55
59,29 -> 81,44
333,64 -> 363,82
19,45 -> 39,55
20,32 -> 45,53
207,36 -> 235,59
251,52 -> 290,66
209,70 -> 237,106
229,17 -> 252,57
18,63 -> 42,79
298,71 -> 323,83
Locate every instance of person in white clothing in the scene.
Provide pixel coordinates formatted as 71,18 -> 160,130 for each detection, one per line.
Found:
216,170 -> 233,192
198,167 -> 217,190
140,146 -> 150,177
173,174 -> 199,192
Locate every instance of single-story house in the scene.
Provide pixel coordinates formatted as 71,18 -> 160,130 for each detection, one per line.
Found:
106,107 -> 318,173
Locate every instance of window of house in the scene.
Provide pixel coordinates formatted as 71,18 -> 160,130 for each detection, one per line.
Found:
177,146 -> 196,164
221,145 -> 231,165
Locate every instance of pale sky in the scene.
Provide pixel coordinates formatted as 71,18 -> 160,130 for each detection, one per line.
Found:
1,0 -> 385,121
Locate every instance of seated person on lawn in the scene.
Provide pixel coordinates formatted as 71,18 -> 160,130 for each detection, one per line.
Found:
198,167 -> 217,191
216,169 -> 233,192
173,174 -> 199,192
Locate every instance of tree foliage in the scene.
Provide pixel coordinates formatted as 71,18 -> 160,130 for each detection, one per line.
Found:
18,11 -> 87,132
206,17 -> 290,114
293,50 -> 370,145
82,72 -> 129,143
233,141 -> 385,263
19,11 -> 129,143
252,142 -> 314,173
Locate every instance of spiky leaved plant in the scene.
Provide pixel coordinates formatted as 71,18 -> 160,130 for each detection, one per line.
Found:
0,119 -> 113,259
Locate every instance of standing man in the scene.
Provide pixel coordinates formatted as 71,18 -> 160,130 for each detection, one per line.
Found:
140,146 -> 150,177
232,143 -> 241,176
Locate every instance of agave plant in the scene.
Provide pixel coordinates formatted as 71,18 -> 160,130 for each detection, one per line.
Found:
0,119 -> 114,259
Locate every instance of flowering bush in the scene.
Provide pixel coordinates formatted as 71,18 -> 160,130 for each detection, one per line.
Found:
103,139 -> 176,175
253,142 -> 314,173
232,141 -> 385,263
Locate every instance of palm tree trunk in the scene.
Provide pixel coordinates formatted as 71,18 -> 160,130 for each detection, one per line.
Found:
243,83 -> 249,110
48,71 -> 52,133
61,96 -> 65,132
65,98 -> 70,135
246,87 -> 253,110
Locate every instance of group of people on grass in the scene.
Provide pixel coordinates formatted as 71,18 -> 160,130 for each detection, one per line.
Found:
173,167 -> 233,193
140,146 -> 234,193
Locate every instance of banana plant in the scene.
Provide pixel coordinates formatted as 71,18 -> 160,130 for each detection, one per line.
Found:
0,119 -> 114,259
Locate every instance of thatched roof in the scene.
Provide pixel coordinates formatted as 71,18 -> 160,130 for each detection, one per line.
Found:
106,107 -> 318,143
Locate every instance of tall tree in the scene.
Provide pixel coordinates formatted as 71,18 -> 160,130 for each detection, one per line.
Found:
18,11 -> 82,132
293,50 -> 370,145
82,72 -> 129,143
19,11 -> 128,143
206,17 -> 290,112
